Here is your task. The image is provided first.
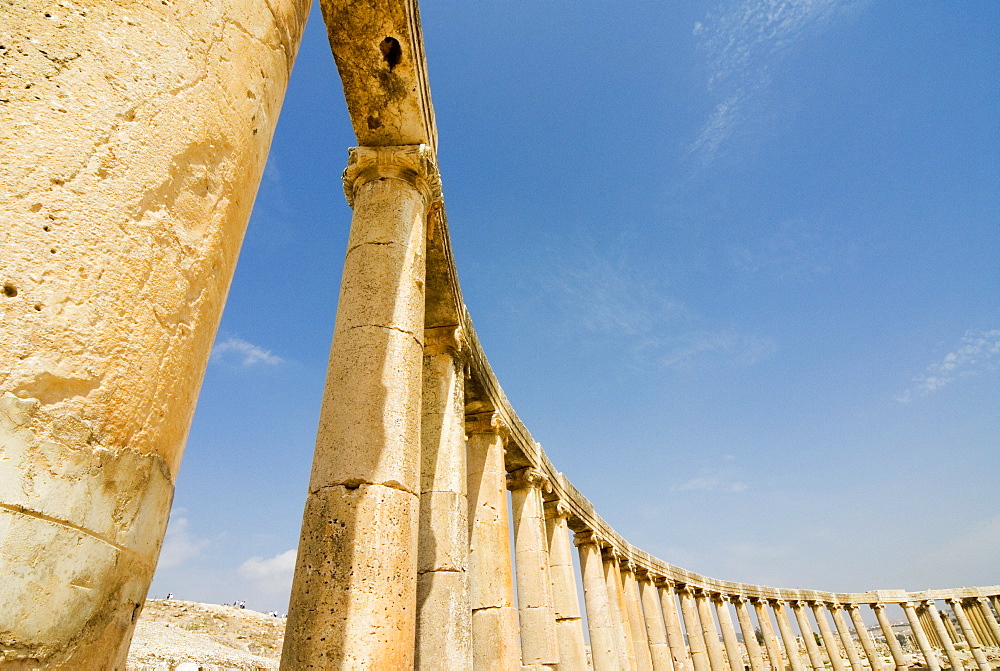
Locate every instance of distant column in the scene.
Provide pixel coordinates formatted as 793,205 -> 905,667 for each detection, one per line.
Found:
844,604 -> 883,671
829,604 -> 863,671
508,466 -> 559,668
950,598 -> 992,671
713,594 -> 744,671
872,602 -> 907,671
966,598 -> 996,648
544,501 -> 588,670
697,590 -> 728,671
902,600 -> 941,671
638,573 -> 674,671
772,600 -> 805,671
753,598 -> 785,671
466,412 -> 521,670
659,580 -> 694,671
575,531 -> 619,671
604,548 -> 638,669
416,326 -> 471,669
975,597 -> 1000,647
924,601 -> 962,671
734,596 -> 766,671
624,563 -> 655,671
679,586 -> 712,671
791,600 -> 824,670
810,602 -> 845,671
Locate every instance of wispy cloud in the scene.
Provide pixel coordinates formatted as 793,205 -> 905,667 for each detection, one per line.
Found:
692,0 -> 854,163
653,331 -> 776,371
672,476 -> 749,493
212,336 -> 283,367
898,329 -> 1000,402
728,218 -> 834,279
238,549 -> 297,596
157,513 -> 210,569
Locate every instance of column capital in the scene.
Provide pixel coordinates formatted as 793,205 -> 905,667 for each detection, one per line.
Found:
465,411 -> 509,439
543,499 -> 571,520
423,325 -> 464,356
871,601 -> 886,611
343,144 -> 442,209
572,529 -> 605,548
601,545 -> 621,562
506,466 -> 551,493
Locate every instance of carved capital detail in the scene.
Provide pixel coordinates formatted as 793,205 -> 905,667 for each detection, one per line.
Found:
506,466 -> 550,493
424,325 -> 464,356
573,529 -> 605,548
543,499 -> 571,520
465,411 -> 509,439
343,144 -> 442,208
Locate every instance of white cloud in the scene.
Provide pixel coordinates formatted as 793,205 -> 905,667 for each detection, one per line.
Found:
157,515 -> 210,569
656,331 -> 776,371
238,549 -> 297,596
211,337 -> 283,367
898,329 -> 1000,402
672,476 -> 748,493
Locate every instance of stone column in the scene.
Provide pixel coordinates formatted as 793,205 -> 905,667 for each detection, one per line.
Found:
966,598 -> 996,648
660,580 -> 695,671
924,601 -> 962,671
873,603 -> 907,671
639,573 -> 674,671
792,601 -> 824,670
605,548 -> 638,669
415,326 -> 471,668
576,531 -> 619,671
679,586 -> 712,671
975,597 -> 1000,647
950,599 -> 992,671
734,596 -> 767,671
714,594 -> 744,671
508,466 -> 559,668
697,590 -> 728,671
466,412 -> 521,670
0,0 -> 309,665
544,501 -> 588,670
810,602 -> 845,671
283,144 -> 439,668
754,598 -> 785,671
845,605 -> 883,671
829,604 -> 863,671
902,600 -> 941,671
624,563 -> 655,671
773,600 -> 806,671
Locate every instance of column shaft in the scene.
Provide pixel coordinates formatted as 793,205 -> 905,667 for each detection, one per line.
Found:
830,605 -> 863,671
284,145 -> 438,668
624,566 -> 655,671
576,533 -> 619,671
792,601 -> 824,670
680,587 -> 712,671
466,415 -> 521,670
902,601 -> 941,671
846,605 -> 883,671
811,602 -> 846,671
966,599 -> 994,647
873,604 -> 907,671
509,467 -> 559,667
639,576 -> 674,671
925,602 -> 962,671
697,591 -> 728,671
976,597 -> 1000,647
605,551 -> 638,669
660,582 -> 695,671
545,504 -> 588,670
773,601 -> 806,671
735,597 -> 767,671
2,0 -> 309,665
714,596 -> 744,671
754,599 -> 785,671
951,599 -> 992,671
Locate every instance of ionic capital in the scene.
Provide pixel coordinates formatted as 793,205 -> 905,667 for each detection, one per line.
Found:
506,466 -> 551,493
543,499 -> 571,520
573,529 -> 605,548
424,325 -> 465,356
343,144 -> 442,209
601,545 -> 621,562
465,411 -> 509,439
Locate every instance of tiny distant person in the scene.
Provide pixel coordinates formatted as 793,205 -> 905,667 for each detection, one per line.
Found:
166,593 -> 173,600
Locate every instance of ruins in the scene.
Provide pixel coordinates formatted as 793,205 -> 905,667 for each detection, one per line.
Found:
0,0 -> 996,668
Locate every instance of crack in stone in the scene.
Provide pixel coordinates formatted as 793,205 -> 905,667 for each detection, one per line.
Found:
311,481 -> 417,497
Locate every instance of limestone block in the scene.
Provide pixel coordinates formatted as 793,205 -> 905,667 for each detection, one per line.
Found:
471,607 -> 522,671
420,352 -> 466,493
282,484 -> 418,669
417,490 -> 469,573
415,571 -> 472,668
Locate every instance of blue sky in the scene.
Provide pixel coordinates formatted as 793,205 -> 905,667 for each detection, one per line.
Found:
151,0 -> 999,614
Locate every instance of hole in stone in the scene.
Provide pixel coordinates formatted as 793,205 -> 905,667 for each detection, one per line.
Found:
342,479 -> 363,490
379,37 -> 402,70
3,284 -> 18,297
42,225 -> 51,232
34,303 -> 42,311
29,203 -> 41,212
50,248 -> 56,254
367,115 -> 382,130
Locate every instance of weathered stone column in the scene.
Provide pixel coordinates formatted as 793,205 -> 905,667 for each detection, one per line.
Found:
713,594 -> 743,671
975,597 -> 1000,647
624,563 -> 655,671
950,599 -> 992,671
544,501 -> 588,670
792,600 -> 824,670
902,600 -> 941,671
697,590 -> 728,671
576,531 -> 619,670
754,598 -> 785,671
734,596 -> 767,671
416,326 -> 471,669
846,604 -> 884,671
605,548 -> 639,669
283,144 -> 439,668
873,603 -> 908,671
923,601 -> 962,671
0,0 -> 309,666
639,574 -> 674,671
773,600 -> 806,671
679,586 -> 712,671
966,598 -> 996,648
810,602 -> 845,671
660,580 -> 695,671
829,604 -> 864,671
466,412 -> 521,670
508,466 -> 559,668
